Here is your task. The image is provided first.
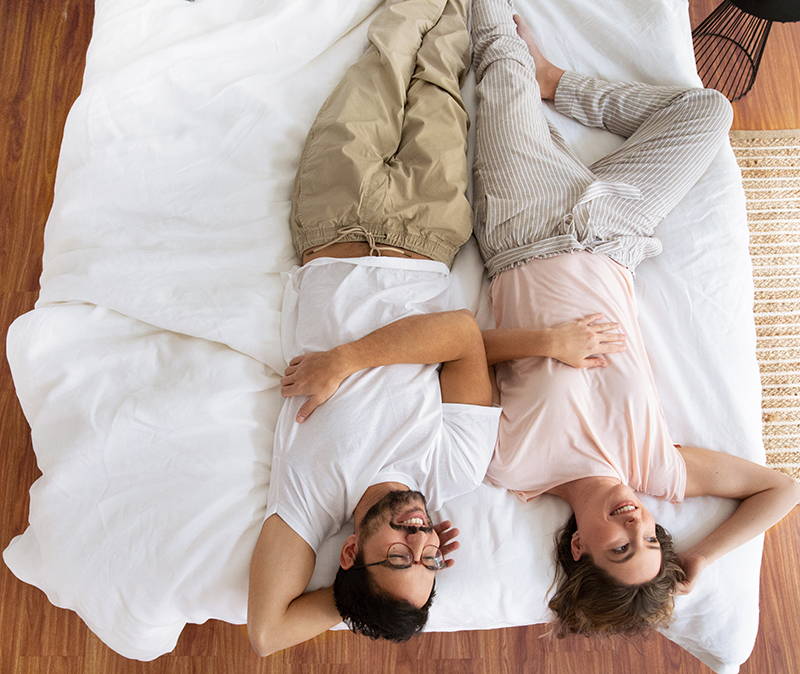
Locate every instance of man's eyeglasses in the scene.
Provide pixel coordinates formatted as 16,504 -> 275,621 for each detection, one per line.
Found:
353,542 -> 446,571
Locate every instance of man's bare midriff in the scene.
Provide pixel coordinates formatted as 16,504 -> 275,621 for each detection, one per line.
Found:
302,242 -> 431,265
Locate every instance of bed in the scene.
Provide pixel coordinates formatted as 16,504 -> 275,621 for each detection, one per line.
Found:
3,1 -> 763,672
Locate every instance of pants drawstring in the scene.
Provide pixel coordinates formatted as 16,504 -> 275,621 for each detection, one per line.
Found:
557,180 -> 643,243
307,225 -> 413,257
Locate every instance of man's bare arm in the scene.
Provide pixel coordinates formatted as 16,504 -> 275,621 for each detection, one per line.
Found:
436,311 -> 493,406
247,515 -> 341,657
281,310 -> 492,419
675,446 -> 800,592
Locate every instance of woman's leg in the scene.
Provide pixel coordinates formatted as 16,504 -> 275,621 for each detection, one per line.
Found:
552,73 -> 733,270
471,0 -> 596,278
291,0 -> 473,265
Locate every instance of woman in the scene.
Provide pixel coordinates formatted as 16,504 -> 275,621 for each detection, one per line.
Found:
472,0 -> 800,636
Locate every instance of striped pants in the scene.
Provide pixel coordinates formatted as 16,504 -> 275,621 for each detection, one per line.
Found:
471,0 -> 734,278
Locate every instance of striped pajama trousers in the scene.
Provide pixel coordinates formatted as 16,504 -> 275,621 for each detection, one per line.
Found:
471,0 -> 734,278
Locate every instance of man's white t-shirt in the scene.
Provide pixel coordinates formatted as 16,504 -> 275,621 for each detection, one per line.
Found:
266,256 -> 501,552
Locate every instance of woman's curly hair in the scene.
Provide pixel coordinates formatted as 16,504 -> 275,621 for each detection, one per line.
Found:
548,514 -> 687,637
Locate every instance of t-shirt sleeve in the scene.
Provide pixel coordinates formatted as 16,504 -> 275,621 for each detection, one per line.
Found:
641,441 -> 688,504
421,403 -> 502,511
264,439 -> 336,553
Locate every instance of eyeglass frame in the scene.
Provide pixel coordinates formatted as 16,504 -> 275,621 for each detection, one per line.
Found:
351,542 -> 446,572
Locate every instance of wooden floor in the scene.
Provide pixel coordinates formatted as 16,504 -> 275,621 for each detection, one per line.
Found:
2,2 -> 799,673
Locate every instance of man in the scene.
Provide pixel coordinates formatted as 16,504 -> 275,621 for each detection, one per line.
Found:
246,0 -> 501,655
247,0 -> 621,653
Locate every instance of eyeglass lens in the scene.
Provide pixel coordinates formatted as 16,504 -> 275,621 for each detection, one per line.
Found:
387,543 -> 444,570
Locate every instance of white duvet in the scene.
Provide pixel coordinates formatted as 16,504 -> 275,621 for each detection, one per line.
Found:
4,1 -> 762,672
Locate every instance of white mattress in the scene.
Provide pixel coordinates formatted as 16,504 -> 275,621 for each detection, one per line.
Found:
3,1 -> 762,672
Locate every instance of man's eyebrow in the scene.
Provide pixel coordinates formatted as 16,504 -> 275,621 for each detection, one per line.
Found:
606,545 -> 660,564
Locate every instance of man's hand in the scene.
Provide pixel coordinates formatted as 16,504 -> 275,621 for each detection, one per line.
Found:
548,313 -> 626,368
434,520 -> 460,568
282,310 -> 493,420
674,552 -> 707,595
281,349 -> 354,423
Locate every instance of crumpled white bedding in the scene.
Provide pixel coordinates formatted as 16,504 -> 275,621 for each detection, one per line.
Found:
4,1 -> 762,672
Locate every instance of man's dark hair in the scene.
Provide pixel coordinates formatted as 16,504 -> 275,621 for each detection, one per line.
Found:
333,555 -> 435,642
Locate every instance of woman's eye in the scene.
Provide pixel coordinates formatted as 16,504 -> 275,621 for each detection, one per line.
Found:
647,537 -> 659,544
612,543 -> 629,554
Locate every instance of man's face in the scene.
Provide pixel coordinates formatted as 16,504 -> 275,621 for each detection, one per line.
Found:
572,483 -> 662,585
347,490 -> 441,607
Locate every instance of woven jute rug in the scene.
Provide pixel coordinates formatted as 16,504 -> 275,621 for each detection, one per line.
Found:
731,129 -> 800,479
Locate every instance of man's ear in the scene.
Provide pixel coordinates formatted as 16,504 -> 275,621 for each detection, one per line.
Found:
339,533 -> 358,569
571,530 -> 584,562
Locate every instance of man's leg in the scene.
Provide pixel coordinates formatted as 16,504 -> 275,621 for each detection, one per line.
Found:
552,73 -> 733,269
291,0 -> 448,259
385,0 -> 473,266
471,0 -> 596,278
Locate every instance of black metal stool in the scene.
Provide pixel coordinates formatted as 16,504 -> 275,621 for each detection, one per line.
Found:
692,0 -> 800,101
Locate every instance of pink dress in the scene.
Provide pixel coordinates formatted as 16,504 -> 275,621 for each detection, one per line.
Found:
486,252 -> 686,503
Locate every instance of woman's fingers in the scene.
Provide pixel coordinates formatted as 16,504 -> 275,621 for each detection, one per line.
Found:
590,322 -> 620,332
596,342 -> 626,355
598,332 -> 626,343
580,313 -> 604,324
582,356 -> 608,368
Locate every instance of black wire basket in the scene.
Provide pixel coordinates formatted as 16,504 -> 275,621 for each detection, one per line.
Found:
692,0 -> 800,101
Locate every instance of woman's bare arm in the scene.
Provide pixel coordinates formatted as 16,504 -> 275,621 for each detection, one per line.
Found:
676,445 -> 800,591
482,314 -> 626,367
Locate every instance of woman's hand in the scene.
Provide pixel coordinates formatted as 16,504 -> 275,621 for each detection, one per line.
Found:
674,552 -> 708,595
280,348 -> 354,422
548,313 -> 626,368
433,520 -> 460,568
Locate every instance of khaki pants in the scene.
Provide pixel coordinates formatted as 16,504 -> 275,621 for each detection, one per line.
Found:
290,0 -> 471,267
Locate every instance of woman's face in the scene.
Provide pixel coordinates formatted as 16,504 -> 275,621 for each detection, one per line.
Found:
571,483 -> 662,585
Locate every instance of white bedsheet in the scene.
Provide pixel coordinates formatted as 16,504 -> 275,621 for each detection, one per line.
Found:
4,1 -> 762,671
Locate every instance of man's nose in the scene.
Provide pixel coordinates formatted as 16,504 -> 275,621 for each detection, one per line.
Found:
406,530 -> 427,558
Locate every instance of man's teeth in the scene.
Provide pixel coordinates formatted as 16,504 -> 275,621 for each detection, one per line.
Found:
610,505 -> 637,516
400,517 -> 426,526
